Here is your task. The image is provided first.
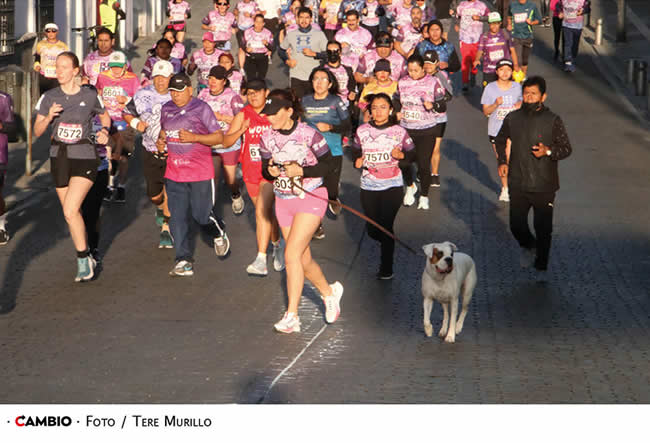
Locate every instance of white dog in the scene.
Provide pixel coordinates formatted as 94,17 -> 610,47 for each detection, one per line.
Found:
421,242 -> 477,343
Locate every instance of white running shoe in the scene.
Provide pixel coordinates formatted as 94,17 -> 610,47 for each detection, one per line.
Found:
417,196 -> 429,210
247,255 -> 268,276
403,184 -> 417,206
273,240 -> 285,271
499,187 -> 510,202
232,194 -> 245,214
214,233 -> 230,257
323,281 -> 343,324
169,260 -> 194,277
274,312 -> 301,333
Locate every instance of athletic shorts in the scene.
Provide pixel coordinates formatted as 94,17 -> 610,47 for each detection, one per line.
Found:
0,164 -> 6,188
213,148 -> 241,166
50,156 -> 99,188
275,186 -> 328,228
117,126 -> 137,156
513,38 -> 533,66
142,149 -> 167,198
169,21 -> 186,32
244,178 -> 271,199
431,122 -> 447,139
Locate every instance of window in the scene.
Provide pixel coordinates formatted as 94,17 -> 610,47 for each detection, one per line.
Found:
0,0 -> 15,56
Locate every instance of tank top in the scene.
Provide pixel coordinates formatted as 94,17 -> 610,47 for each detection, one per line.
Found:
241,104 -> 272,184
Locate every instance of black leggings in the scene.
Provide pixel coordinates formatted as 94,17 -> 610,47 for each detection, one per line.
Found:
403,126 -> 439,197
553,16 -> 564,58
81,168 -> 108,251
360,186 -> 403,275
323,155 -> 343,201
244,53 -> 270,81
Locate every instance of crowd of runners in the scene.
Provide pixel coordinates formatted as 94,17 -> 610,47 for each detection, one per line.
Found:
0,0 -> 581,331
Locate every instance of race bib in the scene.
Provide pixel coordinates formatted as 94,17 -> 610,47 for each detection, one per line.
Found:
250,39 -> 265,49
43,65 -> 57,78
514,12 -> 527,23
365,151 -> 392,165
496,106 -> 515,120
57,123 -> 83,143
565,10 -> 578,19
102,86 -> 123,98
249,144 -> 261,161
489,49 -> 505,61
273,175 -> 303,194
201,70 -> 210,82
403,109 -> 422,121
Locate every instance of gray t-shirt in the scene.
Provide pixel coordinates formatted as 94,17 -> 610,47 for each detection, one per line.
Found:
35,86 -> 105,159
480,80 -> 522,137
280,27 -> 328,81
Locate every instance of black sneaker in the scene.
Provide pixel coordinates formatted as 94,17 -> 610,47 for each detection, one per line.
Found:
114,187 -> 126,203
430,174 -> 440,187
103,186 -> 114,202
313,224 -> 325,240
0,229 -> 9,246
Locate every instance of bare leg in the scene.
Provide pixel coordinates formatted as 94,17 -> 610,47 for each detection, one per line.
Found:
238,48 -> 246,72
430,137 -> 442,175
423,298 -> 434,337
222,164 -> 238,195
56,176 -> 94,252
176,31 -> 185,43
439,302 -> 449,338
254,182 -> 276,254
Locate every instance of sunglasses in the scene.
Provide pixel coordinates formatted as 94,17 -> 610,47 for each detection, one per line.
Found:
45,29 -> 57,33
217,2 -> 228,5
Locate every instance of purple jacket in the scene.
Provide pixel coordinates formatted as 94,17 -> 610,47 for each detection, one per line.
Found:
0,91 -> 15,165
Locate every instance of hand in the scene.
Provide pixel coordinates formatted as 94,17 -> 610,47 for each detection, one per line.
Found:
286,58 -> 297,68
156,135 -> 167,153
302,48 -> 316,57
473,59 -> 481,69
525,18 -> 535,25
341,42 -> 350,48
263,40 -> 268,45
498,164 -> 508,177
136,120 -> 148,132
558,12 -> 564,19
267,159 -> 281,177
246,46 -> 254,53
348,92 -> 356,101
449,9 -> 454,16
211,25 -> 217,31
34,64 -> 41,72
495,96 -> 504,106
514,100 -> 522,109
507,23 -> 512,31
221,114 -> 234,124
391,146 -> 404,160
354,157 -> 364,169
531,142 -> 548,158
315,122 -> 332,132
116,95 -> 128,104
179,128 -> 197,143
472,15 -> 480,20
47,102 -> 63,121
578,9 -> 583,16
423,101 -> 434,111
95,128 -> 109,145
395,112 -> 402,120
283,161 -> 303,177
513,64 -> 520,73
439,61 -> 449,70
454,24 -> 459,33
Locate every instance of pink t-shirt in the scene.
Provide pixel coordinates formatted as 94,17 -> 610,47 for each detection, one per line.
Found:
197,87 -> 244,152
95,70 -> 141,121
237,0 -> 259,29
161,98 -> 221,182
190,49 -> 225,86
335,26 -> 373,57
391,2 -> 414,29
361,1 -> 381,27
398,74 -> 445,129
203,10 -> 237,42
168,1 -> 191,22
243,27 -> 274,53
456,0 -> 489,44
398,23 -> 424,54
82,50 -> 133,86
357,50 -> 407,82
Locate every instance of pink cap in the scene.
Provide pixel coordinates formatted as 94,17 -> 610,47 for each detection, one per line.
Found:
202,32 -> 215,42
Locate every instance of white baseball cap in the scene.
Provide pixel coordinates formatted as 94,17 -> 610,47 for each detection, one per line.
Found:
44,23 -> 59,31
152,60 -> 174,78
108,51 -> 127,67
488,12 -> 502,23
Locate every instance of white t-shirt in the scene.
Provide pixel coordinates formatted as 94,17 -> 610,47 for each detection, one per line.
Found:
257,0 -> 282,18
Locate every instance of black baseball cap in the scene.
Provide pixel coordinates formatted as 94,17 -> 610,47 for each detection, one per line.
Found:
496,59 -> 514,70
423,50 -> 439,64
168,73 -> 192,91
244,78 -> 267,91
374,59 -> 391,73
209,65 -> 228,79
262,96 -> 292,116
375,34 -> 393,48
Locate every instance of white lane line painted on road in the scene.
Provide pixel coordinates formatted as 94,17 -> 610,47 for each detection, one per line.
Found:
259,324 -> 328,402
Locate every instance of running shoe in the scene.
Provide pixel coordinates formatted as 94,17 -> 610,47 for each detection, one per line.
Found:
328,198 -> 342,216
273,240 -> 286,271
520,247 -> 536,269
274,312 -> 301,333
75,256 -> 96,282
323,281 -> 343,324
0,229 -> 9,245
103,186 -> 114,202
462,85 -> 469,94
377,271 -> 394,280
246,255 -> 268,276
232,193 -> 245,215
214,232 -> 230,257
114,186 -> 126,203
313,224 -> 325,240
90,248 -> 102,264
417,196 -> 429,210
155,208 -> 164,227
499,187 -> 510,202
430,175 -> 441,188
169,260 -> 194,277
403,184 -> 417,206
159,230 -> 174,249
470,73 -> 476,88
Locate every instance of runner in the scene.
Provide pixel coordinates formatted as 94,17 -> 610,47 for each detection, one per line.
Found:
358,59 -> 400,121
390,0 -> 415,33
34,23 -> 69,95
187,32 -> 224,91
455,0 -> 489,93
474,12 -> 519,87
197,66 -> 246,215
167,0 -> 191,43
480,58 -> 522,202
355,32 -> 407,85
219,53 -> 245,95
322,40 -> 358,106
558,0 -> 590,73
235,0 -> 259,69
415,0 -> 433,21
257,0 -> 284,35
507,0 -> 541,78
0,90 -> 15,245
223,79 -> 284,276
33,51 -> 111,282
122,60 -> 174,249
360,0 -> 383,37
399,53 -> 449,207
141,39 -> 183,86
352,93 -> 415,279
278,0 -> 304,63
202,0 -> 237,51
550,0 -> 563,63
156,73 -> 230,276
394,6 -> 425,58
335,10 -> 373,70
320,0 -> 343,41
95,51 -> 141,204
259,89 -> 343,333
81,27 -> 133,86
303,67 -> 351,225
338,0 -> 366,21
281,6 -> 328,99
415,20 -> 461,74
242,14 -> 275,80
162,28 -> 189,67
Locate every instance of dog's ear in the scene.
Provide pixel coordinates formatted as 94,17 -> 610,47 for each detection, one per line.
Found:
446,241 -> 458,252
422,243 -> 435,258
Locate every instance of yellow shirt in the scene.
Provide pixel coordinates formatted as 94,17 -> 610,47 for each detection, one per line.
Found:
358,79 -> 398,110
35,40 -> 70,78
99,0 -> 119,33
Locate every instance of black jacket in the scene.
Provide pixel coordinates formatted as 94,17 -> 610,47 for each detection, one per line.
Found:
495,105 -> 572,193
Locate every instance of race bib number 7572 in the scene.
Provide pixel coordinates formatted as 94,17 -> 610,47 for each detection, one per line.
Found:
57,123 -> 83,143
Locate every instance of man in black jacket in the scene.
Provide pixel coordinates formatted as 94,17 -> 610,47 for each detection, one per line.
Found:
494,76 -> 572,279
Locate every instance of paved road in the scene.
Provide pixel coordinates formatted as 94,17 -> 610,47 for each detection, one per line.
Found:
1,0 -> 649,403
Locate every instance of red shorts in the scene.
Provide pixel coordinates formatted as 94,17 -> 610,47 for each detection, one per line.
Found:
275,187 -> 328,228
244,178 -> 271,199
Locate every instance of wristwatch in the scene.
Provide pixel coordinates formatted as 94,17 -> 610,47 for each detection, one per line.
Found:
546,149 -> 552,157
